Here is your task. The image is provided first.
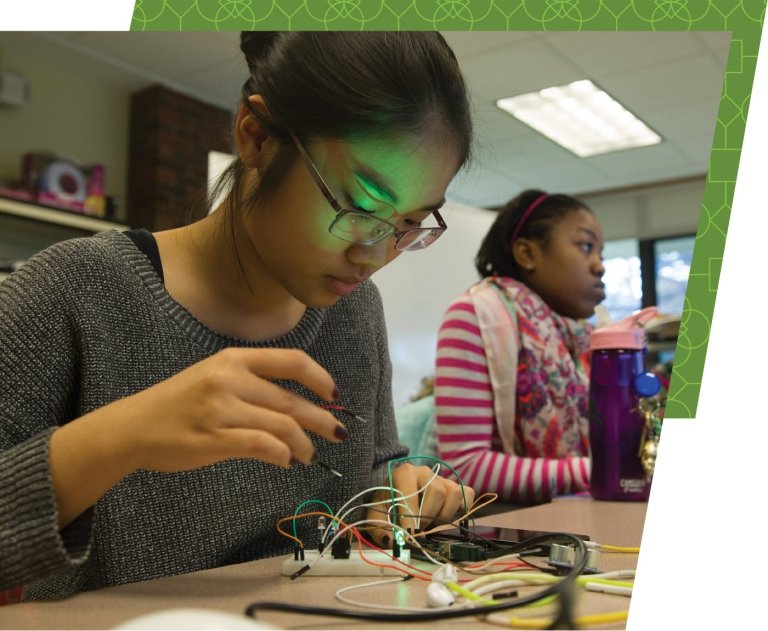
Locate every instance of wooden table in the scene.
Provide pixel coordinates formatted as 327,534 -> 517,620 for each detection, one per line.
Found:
0,498 -> 647,630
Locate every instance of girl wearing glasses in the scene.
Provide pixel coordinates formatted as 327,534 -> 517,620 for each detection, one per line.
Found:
434,190 -> 606,505
0,32 -> 474,599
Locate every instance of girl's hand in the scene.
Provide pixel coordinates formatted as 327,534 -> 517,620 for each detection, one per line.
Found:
114,347 -> 347,472
364,463 -> 475,548
50,348 -> 345,526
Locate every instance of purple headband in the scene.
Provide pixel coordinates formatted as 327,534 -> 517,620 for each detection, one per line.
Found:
509,193 -> 549,243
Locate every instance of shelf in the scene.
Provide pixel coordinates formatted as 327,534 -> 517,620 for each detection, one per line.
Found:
0,196 -> 129,233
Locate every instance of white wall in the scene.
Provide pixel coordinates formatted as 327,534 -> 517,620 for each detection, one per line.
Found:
582,177 -> 705,240
373,201 -> 495,408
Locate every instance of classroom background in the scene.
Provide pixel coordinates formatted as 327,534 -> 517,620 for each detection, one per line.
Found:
0,31 -> 729,406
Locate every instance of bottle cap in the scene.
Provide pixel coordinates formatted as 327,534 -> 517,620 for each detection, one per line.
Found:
589,307 -> 659,351
634,371 -> 661,397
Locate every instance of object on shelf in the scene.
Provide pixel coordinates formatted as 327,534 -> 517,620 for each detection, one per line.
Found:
14,151 -> 110,218
0,186 -> 34,203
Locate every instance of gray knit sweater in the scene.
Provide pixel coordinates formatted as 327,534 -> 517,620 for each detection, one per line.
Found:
0,230 -> 407,599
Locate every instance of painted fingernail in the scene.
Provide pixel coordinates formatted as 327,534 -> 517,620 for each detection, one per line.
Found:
381,535 -> 390,548
332,386 -> 340,401
334,425 -> 349,440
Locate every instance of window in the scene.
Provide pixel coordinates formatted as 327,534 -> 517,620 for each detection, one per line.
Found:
653,235 -> 695,316
600,234 -> 695,322
601,238 -> 641,321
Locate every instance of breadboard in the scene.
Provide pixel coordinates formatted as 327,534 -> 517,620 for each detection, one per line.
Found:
281,549 -> 412,577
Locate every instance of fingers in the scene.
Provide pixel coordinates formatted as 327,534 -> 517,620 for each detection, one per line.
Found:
420,478 -> 475,529
236,348 -> 337,402
125,347 -> 351,473
364,465 -> 475,548
214,399 -> 317,465
388,464 -> 423,537
231,374 -> 348,447
197,348 -> 349,446
365,497 -> 401,549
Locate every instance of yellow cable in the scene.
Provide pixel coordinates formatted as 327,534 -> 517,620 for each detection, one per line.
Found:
575,576 -> 634,589
446,580 -> 495,605
599,544 -> 640,553
499,609 -> 629,629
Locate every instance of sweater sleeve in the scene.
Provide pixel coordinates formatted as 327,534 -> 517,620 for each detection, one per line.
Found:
434,295 -> 589,504
0,253 -> 95,590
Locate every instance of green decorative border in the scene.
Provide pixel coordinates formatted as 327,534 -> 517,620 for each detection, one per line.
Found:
131,0 -> 766,419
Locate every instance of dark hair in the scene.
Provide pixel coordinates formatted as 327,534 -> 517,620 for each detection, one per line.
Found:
475,189 -> 592,279
211,31 -> 472,212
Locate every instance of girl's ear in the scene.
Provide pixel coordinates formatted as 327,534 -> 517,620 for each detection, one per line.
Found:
235,95 -> 278,169
510,238 -> 539,272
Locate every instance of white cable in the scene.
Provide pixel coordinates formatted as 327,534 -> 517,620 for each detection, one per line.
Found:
416,464 -> 441,530
317,518 -> 447,571
331,465 -> 443,541
328,485 -> 408,541
587,570 -> 636,580
460,569 -> 637,604
335,578 -> 448,613
463,572 -> 559,592
463,569 -> 637,593
470,578 -> 540,599
386,501 -> 412,521
584,582 -> 633,597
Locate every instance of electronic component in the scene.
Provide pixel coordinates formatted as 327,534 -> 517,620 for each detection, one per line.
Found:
429,540 -> 485,562
331,532 -> 351,559
281,549 -> 412,577
412,524 -> 591,563
547,543 -> 600,574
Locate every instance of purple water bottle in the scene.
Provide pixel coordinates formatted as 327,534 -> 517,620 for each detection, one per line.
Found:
588,307 -> 660,501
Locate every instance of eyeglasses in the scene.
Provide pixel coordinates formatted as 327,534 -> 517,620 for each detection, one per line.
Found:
289,131 -> 447,251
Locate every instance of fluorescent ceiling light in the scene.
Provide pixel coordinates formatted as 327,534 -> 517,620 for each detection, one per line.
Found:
496,79 -> 662,158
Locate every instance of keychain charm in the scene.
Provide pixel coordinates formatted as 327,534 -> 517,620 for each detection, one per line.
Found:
637,397 -> 662,480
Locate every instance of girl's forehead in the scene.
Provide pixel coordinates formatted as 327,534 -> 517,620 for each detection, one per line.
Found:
327,134 -> 450,168
572,209 -> 604,237
561,207 -> 598,226
320,135 -> 459,206
551,208 -> 603,236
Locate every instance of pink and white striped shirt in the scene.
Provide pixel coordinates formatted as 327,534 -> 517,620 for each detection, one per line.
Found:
434,277 -> 592,504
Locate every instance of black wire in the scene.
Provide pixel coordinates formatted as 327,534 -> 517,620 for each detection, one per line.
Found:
547,578 -> 578,630
244,533 -> 588,623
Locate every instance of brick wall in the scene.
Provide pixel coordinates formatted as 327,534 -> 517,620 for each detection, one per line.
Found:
127,85 -> 233,230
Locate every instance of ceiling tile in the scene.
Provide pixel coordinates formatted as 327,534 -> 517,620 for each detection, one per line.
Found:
543,31 -> 708,76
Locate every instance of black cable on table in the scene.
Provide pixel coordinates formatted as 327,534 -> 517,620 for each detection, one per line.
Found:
244,533 -> 587,624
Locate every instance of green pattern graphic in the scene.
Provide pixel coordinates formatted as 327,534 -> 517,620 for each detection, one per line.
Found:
131,0 -> 766,418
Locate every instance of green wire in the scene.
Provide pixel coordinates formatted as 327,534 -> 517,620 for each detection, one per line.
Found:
291,499 -> 335,540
